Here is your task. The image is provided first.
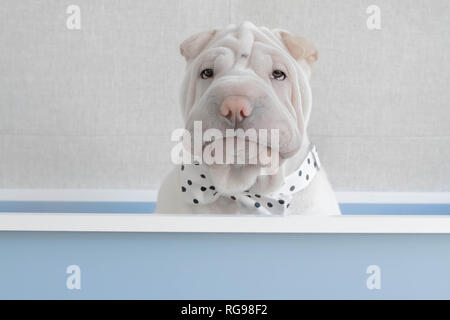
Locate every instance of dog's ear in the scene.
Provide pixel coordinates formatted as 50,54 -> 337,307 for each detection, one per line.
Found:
278,31 -> 318,66
180,30 -> 216,61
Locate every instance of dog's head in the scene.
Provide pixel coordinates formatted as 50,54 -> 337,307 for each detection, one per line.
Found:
179,22 -> 317,194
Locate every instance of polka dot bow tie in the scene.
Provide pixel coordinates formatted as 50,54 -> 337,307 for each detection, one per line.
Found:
178,145 -> 321,215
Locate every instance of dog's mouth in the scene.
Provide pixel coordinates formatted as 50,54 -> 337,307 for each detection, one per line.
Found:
199,135 -> 278,167
202,136 -> 284,193
184,114 -> 301,167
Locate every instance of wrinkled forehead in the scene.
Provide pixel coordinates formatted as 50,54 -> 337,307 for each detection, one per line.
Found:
200,24 -> 289,67
214,24 -> 259,56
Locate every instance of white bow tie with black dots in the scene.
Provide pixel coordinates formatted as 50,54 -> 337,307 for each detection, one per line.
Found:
178,145 -> 321,215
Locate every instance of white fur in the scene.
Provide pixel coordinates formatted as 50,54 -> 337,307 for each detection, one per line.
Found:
156,22 -> 341,215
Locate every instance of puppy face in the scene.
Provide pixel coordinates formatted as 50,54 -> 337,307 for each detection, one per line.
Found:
179,22 -> 317,193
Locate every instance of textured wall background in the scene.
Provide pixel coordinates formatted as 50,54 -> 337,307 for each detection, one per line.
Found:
0,0 -> 449,191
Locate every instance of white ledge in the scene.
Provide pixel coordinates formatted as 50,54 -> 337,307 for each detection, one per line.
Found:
1,189 -> 449,203
1,213 -> 450,233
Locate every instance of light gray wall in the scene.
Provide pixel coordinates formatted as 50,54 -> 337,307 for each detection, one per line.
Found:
0,0 -> 449,191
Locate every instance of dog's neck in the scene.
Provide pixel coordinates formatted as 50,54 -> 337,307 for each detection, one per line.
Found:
284,135 -> 312,175
250,134 -> 312,195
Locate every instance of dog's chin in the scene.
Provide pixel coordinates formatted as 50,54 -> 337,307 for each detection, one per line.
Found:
201,137 -> 261,194
200,134 -> 301,195
207,163 -> 261,195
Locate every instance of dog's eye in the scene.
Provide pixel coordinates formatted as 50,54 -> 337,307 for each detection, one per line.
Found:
271,70 -> 287,81
200,68 -> 214,79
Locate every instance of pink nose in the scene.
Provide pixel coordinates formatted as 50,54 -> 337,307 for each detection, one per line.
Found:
220,96 -> 253,122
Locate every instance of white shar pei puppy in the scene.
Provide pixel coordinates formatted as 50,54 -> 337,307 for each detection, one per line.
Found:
156,22 -> 341,216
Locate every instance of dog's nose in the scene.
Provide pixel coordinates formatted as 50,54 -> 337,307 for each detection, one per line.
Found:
220,96 -> 253,122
